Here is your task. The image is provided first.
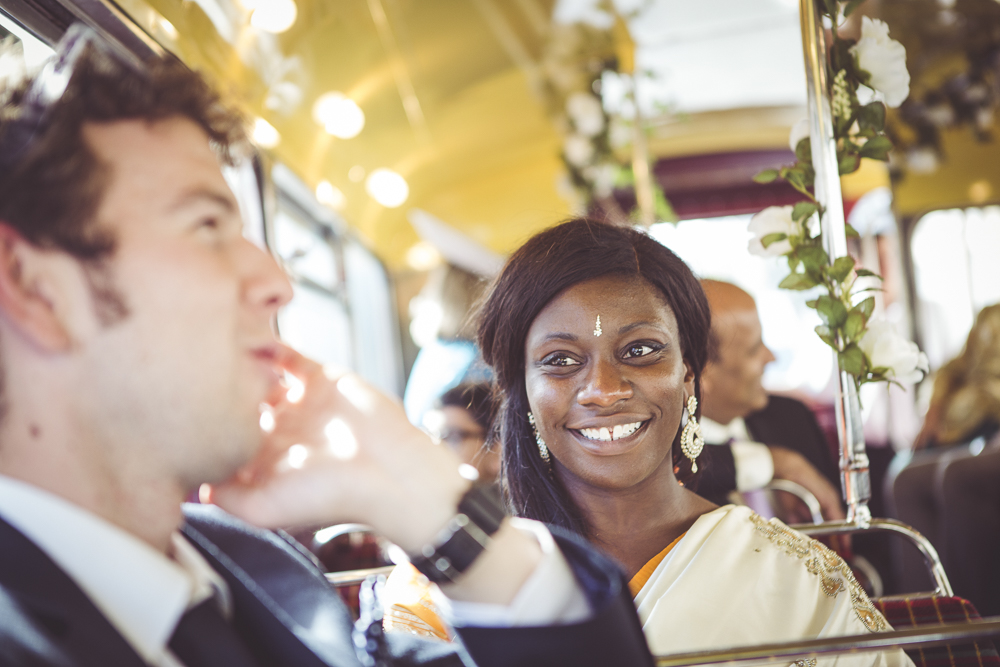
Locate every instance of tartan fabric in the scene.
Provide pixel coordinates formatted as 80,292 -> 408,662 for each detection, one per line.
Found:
874,596 -> 1000,667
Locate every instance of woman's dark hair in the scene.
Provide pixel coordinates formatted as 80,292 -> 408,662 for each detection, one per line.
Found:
477,219 -> 711,536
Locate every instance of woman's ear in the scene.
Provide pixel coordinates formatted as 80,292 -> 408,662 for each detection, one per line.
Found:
683,360 -> 696,396
0,223 -> 77,352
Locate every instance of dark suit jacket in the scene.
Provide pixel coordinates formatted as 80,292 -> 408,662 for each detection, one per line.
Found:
696,394 -> 838,506
0,503 -> 653,667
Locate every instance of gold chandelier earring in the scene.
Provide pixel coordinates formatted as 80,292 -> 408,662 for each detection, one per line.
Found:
527,412 -> 551,464
680,395 -> 704,473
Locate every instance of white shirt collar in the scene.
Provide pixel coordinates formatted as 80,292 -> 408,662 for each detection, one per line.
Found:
700,416 -> 750,444
0,475 -> 227,665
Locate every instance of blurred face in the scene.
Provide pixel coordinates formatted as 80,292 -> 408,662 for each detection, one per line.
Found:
77,117 -> 292,488
427,406 -> 500,484
524,275 -> 694,492
700,306 -> 775,424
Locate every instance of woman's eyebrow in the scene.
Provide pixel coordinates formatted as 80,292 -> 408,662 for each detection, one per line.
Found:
617,321 -> 665,335
541,332 -> 579,343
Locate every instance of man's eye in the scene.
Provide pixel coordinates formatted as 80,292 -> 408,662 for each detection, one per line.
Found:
199,217 -> 220,230
545,354 -> 581,367
624,344 -> 657,358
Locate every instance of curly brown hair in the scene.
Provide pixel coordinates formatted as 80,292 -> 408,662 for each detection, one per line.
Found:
0,40 -> 248,264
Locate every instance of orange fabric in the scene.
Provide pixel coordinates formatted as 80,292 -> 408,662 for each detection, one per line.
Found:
628,533 -> 686,597
382,563 -> 452,641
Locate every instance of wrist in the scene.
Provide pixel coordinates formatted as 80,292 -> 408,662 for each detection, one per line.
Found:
407,484 -> 506,584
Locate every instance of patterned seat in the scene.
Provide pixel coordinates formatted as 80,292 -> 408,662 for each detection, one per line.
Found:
874,596 -> 1000,667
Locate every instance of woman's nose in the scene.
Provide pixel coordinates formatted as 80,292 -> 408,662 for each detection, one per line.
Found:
576,358 -> 633,407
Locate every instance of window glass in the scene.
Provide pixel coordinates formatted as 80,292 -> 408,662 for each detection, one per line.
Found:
650,215 -> 834,395
0,11 -> 53,70
344,239 -> 403,396
273,202 -> 339,290
910,206 -> 1000,370
278,282 -> 353,369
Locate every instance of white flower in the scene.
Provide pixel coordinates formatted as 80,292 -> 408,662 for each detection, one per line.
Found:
563,133 -> 594,167
906,147 -> 939,174
850,17 -> 910,108
566,92 -> 605,137
858,319 -> 929,384
831,69 -> 853,121
748,206 -> 798,257
789,118 -> 811,152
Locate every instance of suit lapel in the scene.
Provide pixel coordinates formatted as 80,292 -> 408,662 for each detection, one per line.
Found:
181,507 -> 363,667
0,517 -> 147,667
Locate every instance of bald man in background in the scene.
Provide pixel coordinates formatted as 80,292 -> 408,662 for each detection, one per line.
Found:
695,280 -> 845,524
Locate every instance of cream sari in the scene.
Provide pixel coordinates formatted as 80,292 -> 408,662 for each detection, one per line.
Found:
633,505 -> 913,667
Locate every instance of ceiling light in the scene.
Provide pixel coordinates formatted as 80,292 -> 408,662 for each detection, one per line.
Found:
252,118 -> 280,148
366,169 -> 409,208
316,180 -> 346,209
312,92 -> 365,139
250,0 -> 297,34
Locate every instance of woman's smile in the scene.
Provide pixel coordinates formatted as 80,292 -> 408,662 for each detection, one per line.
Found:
568,417 -> 652,455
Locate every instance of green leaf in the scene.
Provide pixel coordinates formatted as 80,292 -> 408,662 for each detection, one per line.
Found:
858,102 -> 886,132
838,344 -> 868,376
753,169 -> 779,184
778,273 -> 819,291
815,294 -> 848,328
829,255 -> 855,282
838,152 -> 860,175
814,325 -> 837,348
805,299 -> 819,309
798,246 -> 830,279
857,296 -> 875,319
854,268 -> 883,279
844,311 -> 866,343
843,0 -> 866,17
822,0 -> 838,19
845,223 -> 861,239
760,232 -> 788,249
859,135 -> 893,161
792,201 -> 819,223
787,254 -> 800,272
784,167 -> 807,191
795,138 -> 812,163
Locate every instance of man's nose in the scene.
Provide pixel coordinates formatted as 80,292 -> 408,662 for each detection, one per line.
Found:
242,239 -> 294,313
764,344 -> 776,365
577,358 -> 633,407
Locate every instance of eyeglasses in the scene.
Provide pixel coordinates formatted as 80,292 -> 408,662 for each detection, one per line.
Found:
0,23 -> 142,176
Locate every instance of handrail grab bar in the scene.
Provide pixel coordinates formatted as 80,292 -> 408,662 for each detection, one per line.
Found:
654,617 -> 1000,667
325,565 -> 395,586
790,518 -> 953,598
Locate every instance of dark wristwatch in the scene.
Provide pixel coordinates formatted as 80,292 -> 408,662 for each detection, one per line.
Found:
408,485 -> 506,584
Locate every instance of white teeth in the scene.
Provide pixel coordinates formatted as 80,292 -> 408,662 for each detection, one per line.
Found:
579,422 -> 643,442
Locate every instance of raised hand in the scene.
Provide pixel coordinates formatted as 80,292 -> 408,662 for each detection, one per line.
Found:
204,345 -> 470,552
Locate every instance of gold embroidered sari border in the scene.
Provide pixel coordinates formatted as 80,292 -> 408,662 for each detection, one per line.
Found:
748,513 -> 888,633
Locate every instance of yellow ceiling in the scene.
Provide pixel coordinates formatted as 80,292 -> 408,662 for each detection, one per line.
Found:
110,0 -> 998,268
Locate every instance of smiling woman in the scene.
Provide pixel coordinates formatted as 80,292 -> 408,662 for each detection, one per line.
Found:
477,219 -> 913,667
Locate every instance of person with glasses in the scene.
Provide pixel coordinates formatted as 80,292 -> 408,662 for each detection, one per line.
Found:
0,27 -> 653,667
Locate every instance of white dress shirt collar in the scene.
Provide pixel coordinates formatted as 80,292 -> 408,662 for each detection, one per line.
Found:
700,415 -> 750,444
0,475 -> 227,666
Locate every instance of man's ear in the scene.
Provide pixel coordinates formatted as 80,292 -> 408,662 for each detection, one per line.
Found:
0,223 -> 77,352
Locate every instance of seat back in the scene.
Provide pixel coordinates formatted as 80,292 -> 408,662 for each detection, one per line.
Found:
874,596 -> 1000,667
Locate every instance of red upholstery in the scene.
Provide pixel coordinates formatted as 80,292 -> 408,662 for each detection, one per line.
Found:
874,596 -> 1000,667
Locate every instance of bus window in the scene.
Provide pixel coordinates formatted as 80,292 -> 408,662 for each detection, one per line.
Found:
910,206 -> 1000,370
650,215 -> 834,395
0,10 -> 52,68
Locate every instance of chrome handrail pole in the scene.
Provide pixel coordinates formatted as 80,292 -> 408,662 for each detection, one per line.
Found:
655,618 -> 1000,667
799,0 -> 871,525
325,565 -> 396,586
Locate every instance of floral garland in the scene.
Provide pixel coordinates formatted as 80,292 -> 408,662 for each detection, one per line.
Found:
749,1 -> 927,388
540,5 -> 675,225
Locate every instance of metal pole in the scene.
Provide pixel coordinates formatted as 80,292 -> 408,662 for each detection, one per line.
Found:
799,0 -> 871,525
655,618 -> 1000,667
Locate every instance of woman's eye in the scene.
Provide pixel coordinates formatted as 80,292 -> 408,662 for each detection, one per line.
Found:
544,354 -> 581,367
624,344 -> 657,359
